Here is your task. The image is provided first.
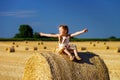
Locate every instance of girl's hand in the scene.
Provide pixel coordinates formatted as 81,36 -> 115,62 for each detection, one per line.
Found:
83,28 -> 88,33
39,32 -> 44,36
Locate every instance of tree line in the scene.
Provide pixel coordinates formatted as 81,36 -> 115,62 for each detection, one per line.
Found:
13,24 -> 58,41
14,24 -> 40,38
0,24 -> 118,41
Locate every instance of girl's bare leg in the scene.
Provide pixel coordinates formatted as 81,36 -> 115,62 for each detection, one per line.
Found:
73,46 -> 81,60
64,49 -> 74,60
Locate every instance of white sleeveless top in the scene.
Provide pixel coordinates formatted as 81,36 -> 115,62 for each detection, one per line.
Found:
62,36 -> 69,45
59,36 -> 70,48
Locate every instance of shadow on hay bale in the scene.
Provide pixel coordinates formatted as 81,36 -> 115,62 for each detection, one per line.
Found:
22,52 -> 110,80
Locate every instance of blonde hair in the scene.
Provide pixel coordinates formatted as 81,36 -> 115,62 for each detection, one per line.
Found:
59,25 -> 69,34
58,25 -> 70,43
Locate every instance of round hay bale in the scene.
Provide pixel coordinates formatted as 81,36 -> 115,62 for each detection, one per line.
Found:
117,47 -> 120,53
22,52 -> 110,80
38,42 -> 40,45
25,41 -> 28,44
43,46 -> 47,49
25,47 -> 29,51
97,41 -> 99,44
34,47 -> 38,51
106,46 -> 110,50
81,47 -> 87,50
12,42 -> 15,45
16,45 -> 19,48
104,42 -> 106,45
10,46 -> 15,52
90,42 -> 92,44
41,42 -> 44,45
93,44 -> 96,47
7,46 -> 15,53
5,48 -> 8,51
23,53 -> 52,80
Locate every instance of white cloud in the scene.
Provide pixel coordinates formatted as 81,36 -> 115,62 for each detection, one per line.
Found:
0,10 -> 36,18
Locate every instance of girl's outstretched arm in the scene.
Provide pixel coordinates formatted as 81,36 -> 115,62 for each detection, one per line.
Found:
40,32 -> 58,38
71,28 -> 88,37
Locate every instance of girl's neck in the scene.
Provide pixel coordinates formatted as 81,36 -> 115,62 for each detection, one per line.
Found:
60,34 -> 69,37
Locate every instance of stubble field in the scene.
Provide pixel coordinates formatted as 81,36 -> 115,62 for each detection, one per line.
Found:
0,41 -> 120,80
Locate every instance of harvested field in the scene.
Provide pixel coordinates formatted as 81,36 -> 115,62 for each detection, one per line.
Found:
0,41 -> 120,80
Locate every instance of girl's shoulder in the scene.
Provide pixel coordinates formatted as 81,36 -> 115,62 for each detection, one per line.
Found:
56,34 -> 60,37
67,34 -> 71,37
66,34 -> 71,38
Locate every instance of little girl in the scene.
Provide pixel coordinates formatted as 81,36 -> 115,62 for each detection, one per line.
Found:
40,25 -> 88,60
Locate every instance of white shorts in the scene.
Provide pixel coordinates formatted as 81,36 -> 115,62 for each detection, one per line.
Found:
59,44 -> 76,50
67,44 -> 76,50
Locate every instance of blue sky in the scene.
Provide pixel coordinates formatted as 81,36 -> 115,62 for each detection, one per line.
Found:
0,0 -> 120,38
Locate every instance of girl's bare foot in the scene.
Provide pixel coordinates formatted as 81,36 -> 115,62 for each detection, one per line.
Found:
75,56 -> 82,60
69,55 -> 74,61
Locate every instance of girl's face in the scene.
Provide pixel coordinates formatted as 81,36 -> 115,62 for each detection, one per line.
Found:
59,27 -> 67,36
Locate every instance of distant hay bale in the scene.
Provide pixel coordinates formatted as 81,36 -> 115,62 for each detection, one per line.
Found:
25,41 -> 28,44
41,42 -> 44,45
93,44 -> 96,47
104,42 -> 106,45
81,47 -> 87,50
43,46 -> 47,49
25,47 -> 29,51
38,42 -> 40,45
23,52 -> 110,80
5,48 -> 8,51
90,42 -> 92,44
34,47 -> 38,51
7,46 -> 15,53
11,46 -> 15,52
106,46 -> 110,50
97,41 -> 99,44
12,42 -> 15,45
117,47 -> 120,53
16,45 -> 19,47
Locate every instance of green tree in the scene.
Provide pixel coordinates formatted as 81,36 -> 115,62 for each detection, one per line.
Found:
14,33 -> 21,38
109,36 -> 117,39
33,32 -> 41,38
14,24 -> 33,38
